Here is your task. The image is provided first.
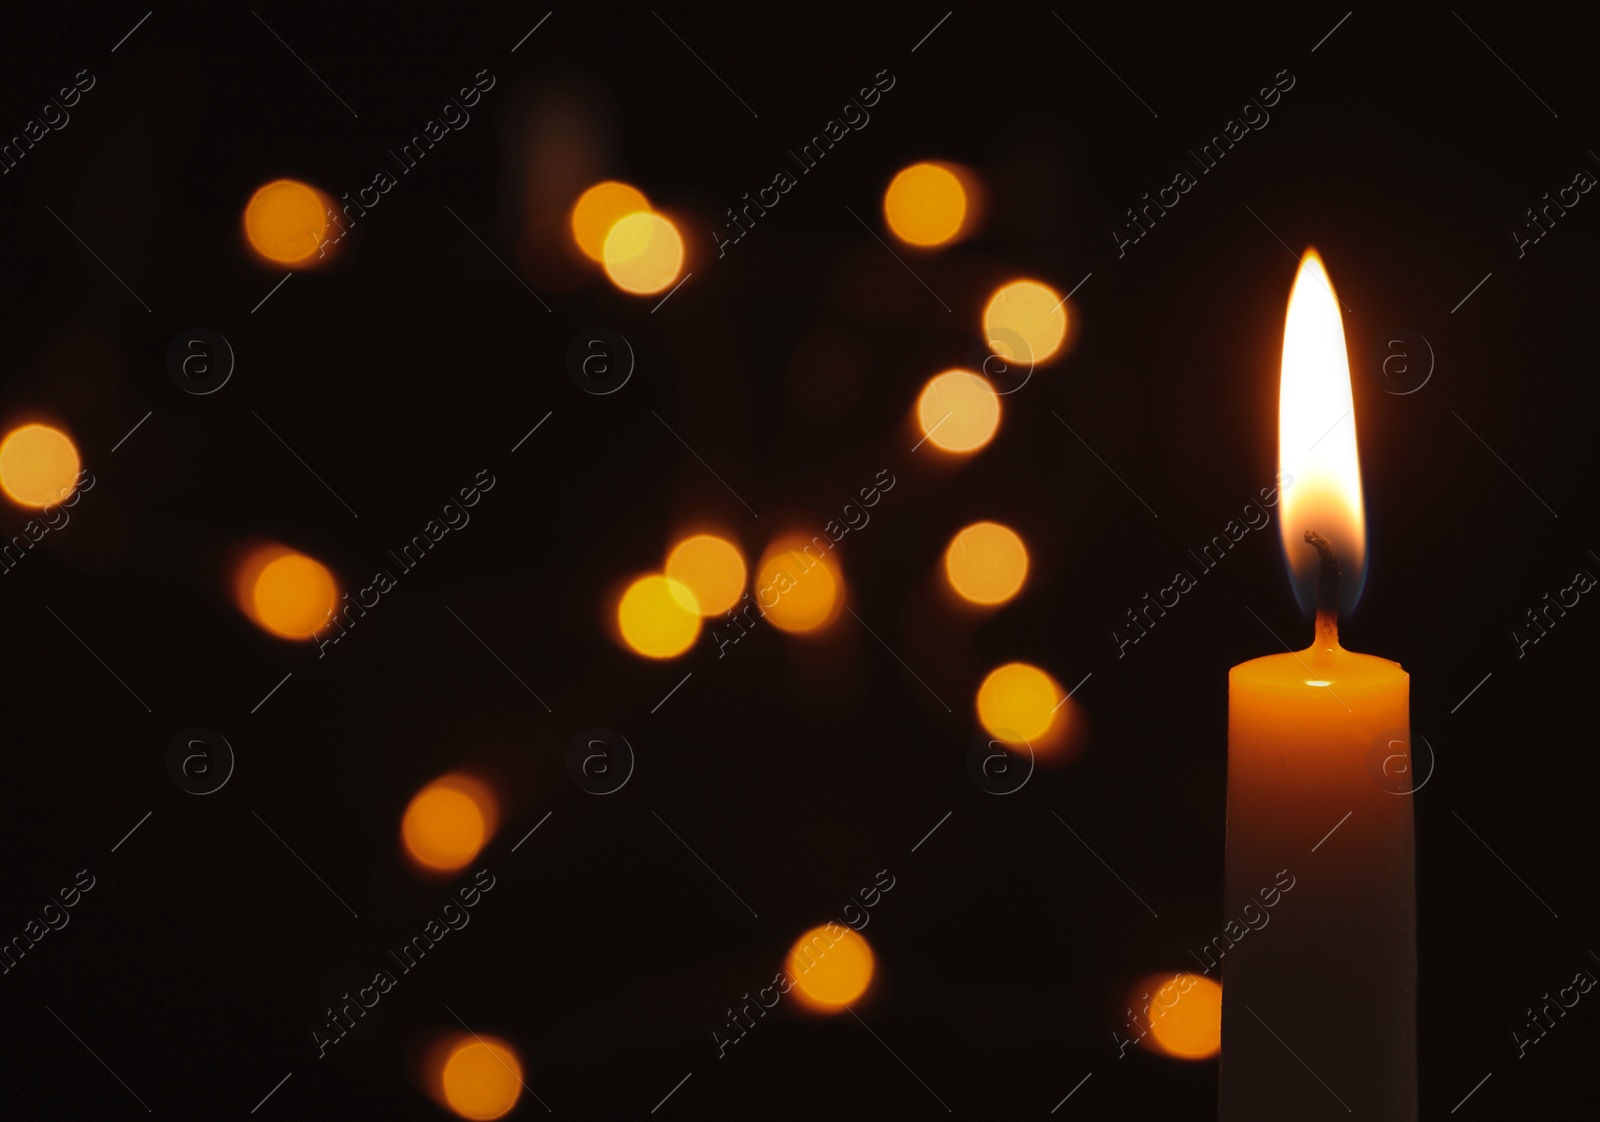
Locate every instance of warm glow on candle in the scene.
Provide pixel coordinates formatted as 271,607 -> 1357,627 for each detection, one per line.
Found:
1277,249 -> 1366,615
1224,248 -> 1415,1119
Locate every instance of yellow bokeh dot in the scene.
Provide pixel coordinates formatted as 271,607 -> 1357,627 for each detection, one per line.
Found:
945,521 -> 1029,605
0,424 -> 80,508
917,370 -> 1000,453
244,549 -> 338,640
883,162 -> 967,247
984,280 -> 1067,365
666,533 -> 746,616
754,536 -> 843,634
243,179 -> 328,265
787,924 -> 874,1011
603,211 -> 684,295
402,775 -> 496,872
1144,973 -> 1223,1060
976,662 -> 1061,744
440,1036 -> 523,1120
617,573 -> 701,657
571,180 -> 651,262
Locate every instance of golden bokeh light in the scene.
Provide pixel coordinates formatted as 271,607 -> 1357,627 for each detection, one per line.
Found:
917,370 -> 1000,453
754,536 -> 843,634
984,280 -> 1067,365
243,179 -> 329,265
883,162 -> 967,247
617,573 -> 701,657
976,662 -> 1062,745
234,545 -> 338,640
0,423 -> 80,508
1141,973 -> 1223,1060
570,180 -> 651,262
602,211 -> 684,294
786,924 -> 875,1011
665,533 -> 746,616
438,1034 -> 523,1120
401,774 -> 498,873
944,521 -> 1029,606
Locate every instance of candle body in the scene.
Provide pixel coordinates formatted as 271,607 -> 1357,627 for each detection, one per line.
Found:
1220,645 -> 1415,1121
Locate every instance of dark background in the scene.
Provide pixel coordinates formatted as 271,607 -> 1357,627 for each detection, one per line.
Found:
1,2 -> 1596,1118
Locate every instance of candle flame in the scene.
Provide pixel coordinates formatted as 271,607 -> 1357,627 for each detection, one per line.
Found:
1278,249 -> 1366,616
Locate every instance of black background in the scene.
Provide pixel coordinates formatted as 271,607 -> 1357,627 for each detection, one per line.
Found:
1,3 -> 1597,1118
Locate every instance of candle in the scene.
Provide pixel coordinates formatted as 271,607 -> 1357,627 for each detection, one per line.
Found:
1220,251 -> 1417,1120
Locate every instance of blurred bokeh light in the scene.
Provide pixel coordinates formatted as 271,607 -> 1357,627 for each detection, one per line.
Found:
243,179 -> 329,266
665,533 -> 746,616
233,545 -> 338,640
917,370 -> 1000,453
984,280 -> 1067,365
1139,972 -> 1223,1060
0,423 -> 80,508
570,179 -> 651,262
602,211 -> 684,294
976,662 -> 1062,745
944,521 -> 1028,605
401,773 -> 499,873
754,536 -> 844,634
883,161 -> 968,247
616,573 -> 701,657
428,1032 -> 524,1120
787,924 -> 875,1011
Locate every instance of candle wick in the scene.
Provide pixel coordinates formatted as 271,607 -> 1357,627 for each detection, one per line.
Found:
1303,530 -> 1341,657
